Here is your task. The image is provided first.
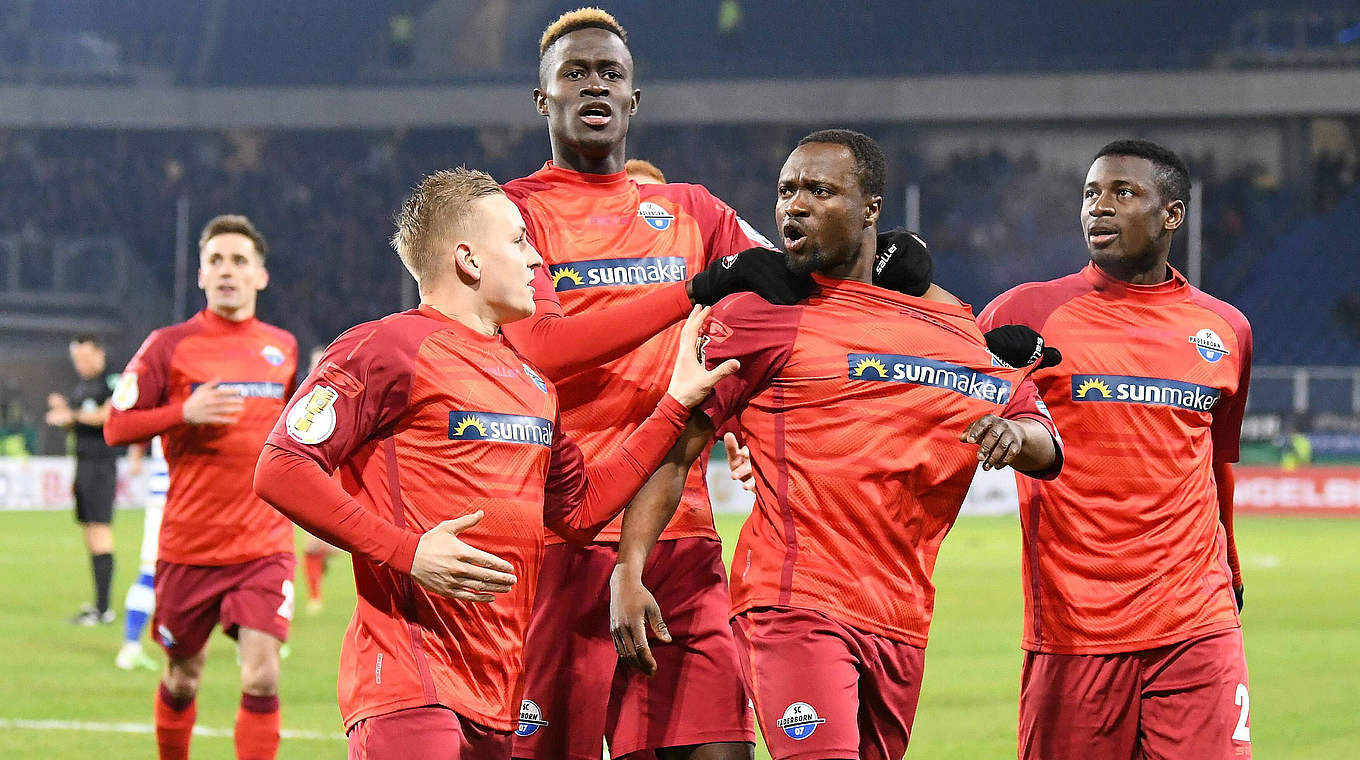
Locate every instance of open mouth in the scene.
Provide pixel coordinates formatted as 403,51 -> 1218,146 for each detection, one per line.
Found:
580,102 -> 612,127
1087,226 -> 1119,247
782,223 -> 807,253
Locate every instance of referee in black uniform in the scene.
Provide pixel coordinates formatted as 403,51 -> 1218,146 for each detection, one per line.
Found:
46,334 -> 120,625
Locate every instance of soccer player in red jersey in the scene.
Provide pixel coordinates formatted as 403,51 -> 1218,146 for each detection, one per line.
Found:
976,139 -> 1254,760
252,168 -> 738,760
104,214 -> 299,760
612,130 -> 1064,760
499,9 -> 779,760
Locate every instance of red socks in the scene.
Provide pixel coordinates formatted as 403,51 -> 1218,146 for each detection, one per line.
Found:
303,551 -> 326,603
154,683 -> 196,760
235,692 -> 281,760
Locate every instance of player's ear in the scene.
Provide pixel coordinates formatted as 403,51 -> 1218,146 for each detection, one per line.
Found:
1163,198 -> 1186,232
196,267 -> 206,291
533,89 -> 548,117
453,241 -> 481,283
629,89 -> 640,116
864,195 -> 882,228
255,265 -> 270,292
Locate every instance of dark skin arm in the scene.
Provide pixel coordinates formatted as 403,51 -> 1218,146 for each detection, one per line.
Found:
610,414 -> 715,676
959,415 -> 1057,472
612,408 -> 1058,676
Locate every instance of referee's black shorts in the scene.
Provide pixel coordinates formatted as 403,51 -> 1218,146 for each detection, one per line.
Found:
73,457 -> 117,525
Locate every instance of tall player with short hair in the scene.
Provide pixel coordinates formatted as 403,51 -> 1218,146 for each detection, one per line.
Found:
612,130 -> 1064,760
976,139 -> 1253,760
500,8 -> 779,760
105,214 -> 298,760
253,168 -> 737,759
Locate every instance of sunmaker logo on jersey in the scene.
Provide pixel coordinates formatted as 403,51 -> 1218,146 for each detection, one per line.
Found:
1071,374 -> 1221,411
189,381 -> 286,398
848,353 -> 1013,403
448,412 -> 553,447
549,256 -> 687,291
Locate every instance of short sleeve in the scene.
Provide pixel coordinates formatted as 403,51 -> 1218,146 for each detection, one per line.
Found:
695,293 -> 800,428
266,322 -> 420,473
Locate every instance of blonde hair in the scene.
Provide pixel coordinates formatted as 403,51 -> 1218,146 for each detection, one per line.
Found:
390,168 -> 503,283
625,159 -> 665,184
199,214 -> 267,260
539,7 -> 627,56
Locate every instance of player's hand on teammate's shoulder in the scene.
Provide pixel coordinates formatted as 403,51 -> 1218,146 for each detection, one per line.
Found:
181,379 -> 246,425
872,228 -> 933,297
666,306 -> 741,408
688,246 -> 814,307
984,324 -> 1063,370
961,414 -> 1030,471
608,565 -> 671,676
409,510 -> 517,603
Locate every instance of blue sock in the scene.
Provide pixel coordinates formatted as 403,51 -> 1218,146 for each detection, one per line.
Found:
123,570 -> 155,644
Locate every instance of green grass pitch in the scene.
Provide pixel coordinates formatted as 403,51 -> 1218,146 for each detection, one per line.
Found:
0,509 -> 1355,758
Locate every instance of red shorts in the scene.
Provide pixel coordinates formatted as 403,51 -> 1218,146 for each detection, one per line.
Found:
732,607 -> 925,760
511,538 -> 753,760
348,706 -> 511,760
1020,628 -> 1252,760
153,552 -> 296,659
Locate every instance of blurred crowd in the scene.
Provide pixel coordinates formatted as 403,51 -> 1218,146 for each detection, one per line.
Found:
1,125 -> 1357,451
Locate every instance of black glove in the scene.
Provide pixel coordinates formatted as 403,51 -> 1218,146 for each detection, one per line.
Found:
984,324 -> 1063,370
689,247 -> 814,306
1234,584 -> 1244,612
872,227 -> 933,297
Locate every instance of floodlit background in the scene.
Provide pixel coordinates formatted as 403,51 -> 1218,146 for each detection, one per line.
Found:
1,1 -> 1358,758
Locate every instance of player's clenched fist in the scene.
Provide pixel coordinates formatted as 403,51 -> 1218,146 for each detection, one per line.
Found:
609,566 -> 671,677
410,510 -> 518,603
181,378 -> 246,425
665,306 -> 740,408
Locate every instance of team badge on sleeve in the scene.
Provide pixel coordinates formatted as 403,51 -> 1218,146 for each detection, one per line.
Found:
516,699 -> 548,737
111,372 -> 139,411
286,386 -> 339,444
776,701 -> 826,740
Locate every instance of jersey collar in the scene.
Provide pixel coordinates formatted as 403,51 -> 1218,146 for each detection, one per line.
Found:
539,161 -> 629,187
197,308 -> 258,331
810,273 -> 977,317
1083,262 -> 1189,305
415,304 -> 503,345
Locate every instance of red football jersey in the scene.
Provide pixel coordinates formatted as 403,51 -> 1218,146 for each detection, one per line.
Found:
502,162 -> 772,544
698,277 -> 1061,647
106,310 -> 297,565
260,306 -> 686,732
978,263 -> 1252,654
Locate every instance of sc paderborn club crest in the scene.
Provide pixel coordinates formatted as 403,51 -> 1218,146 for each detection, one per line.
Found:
516,699 -> 548,737
776,701 -> 826,740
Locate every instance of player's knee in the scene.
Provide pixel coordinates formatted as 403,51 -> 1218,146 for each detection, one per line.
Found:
240,654 -> 281,695
164,657 -> 204,697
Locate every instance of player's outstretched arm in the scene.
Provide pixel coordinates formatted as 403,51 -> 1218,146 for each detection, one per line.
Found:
500,267 -> 695,381
543,307 -> 739,543
611,415 -> 715,676
960,415 -> 1058,473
